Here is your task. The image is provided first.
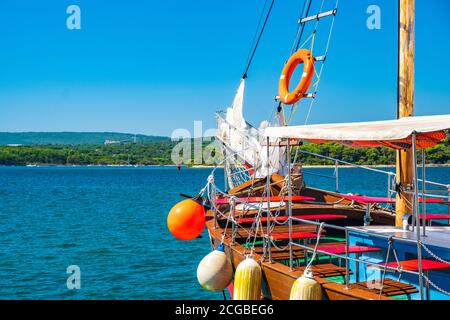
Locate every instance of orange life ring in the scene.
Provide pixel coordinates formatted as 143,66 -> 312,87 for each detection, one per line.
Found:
278,49 -> 315,105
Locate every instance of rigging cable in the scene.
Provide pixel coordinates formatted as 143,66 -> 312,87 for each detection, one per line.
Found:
292,0 -> 313,53
292,0 -> 339,165
245,0 -> 269,66
275,0 -> 312,119
303,0 -> 339,125
283,0 -> 322,126
242,0 -> 276,79
287,0 -> 324,125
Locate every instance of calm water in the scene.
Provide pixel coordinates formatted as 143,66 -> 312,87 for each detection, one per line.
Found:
0,166 -> 448,299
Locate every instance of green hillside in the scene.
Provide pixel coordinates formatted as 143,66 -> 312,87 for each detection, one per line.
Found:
0,138 -> 448,166
0,132 -> 448,166
0,132 -> 169,145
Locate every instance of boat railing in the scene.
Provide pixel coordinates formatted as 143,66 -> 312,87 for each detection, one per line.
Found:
205,162 -> 449,300
288,133 -> 449,300
297,149 -> 450,207
215,112 -> 262,189
286,216 -> 435,297
202,118 -> 450,300
298,148 -> 450,244
215,113 -> 449,198
215,112 -> 263,146
215,111 -> 260,134
208,184 -> 436,299
298,148 -> 449,190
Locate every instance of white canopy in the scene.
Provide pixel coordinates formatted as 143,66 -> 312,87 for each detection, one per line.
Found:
264,114 -> 450,149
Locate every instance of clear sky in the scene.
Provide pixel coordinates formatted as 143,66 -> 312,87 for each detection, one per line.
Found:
0,0 -> 449,136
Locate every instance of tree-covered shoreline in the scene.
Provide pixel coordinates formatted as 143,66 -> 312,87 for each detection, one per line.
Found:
0,136 -> 448,166
0,142 -> 178,166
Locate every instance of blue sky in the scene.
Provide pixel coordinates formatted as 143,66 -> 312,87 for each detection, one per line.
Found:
0,0 -> 449,136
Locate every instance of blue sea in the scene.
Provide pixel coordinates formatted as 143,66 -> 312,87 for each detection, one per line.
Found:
0,166 -> 448,299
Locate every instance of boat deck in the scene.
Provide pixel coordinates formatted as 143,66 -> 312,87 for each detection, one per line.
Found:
351,278 -> 418,296
348,226 -> 450,248
207,184 -> 441,300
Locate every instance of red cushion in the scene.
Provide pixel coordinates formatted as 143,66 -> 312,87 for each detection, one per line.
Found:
420,198 -> 446,204
418,214 -> 450,220
271,231 -> 318,241
215,195 -> 316,205
384,259 -> 450,271
342,195 -> 395,203
342,195 -> 445,204
238,214 -> 346,224
318,245 -> 381,255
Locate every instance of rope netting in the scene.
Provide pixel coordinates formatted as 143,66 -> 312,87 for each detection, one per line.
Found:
277,0 -> 340,128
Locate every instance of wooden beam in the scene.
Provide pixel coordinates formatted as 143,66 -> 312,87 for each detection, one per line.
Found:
395,0 -> 415,227
260,140 -> 303,147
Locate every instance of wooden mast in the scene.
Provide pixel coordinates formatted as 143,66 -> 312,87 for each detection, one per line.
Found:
395,0 -> 415,227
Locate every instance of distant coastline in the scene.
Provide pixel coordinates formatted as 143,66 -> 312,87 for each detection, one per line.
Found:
1,132 -> 448,167
2,163 -> 449,169
191,164 -> 450,169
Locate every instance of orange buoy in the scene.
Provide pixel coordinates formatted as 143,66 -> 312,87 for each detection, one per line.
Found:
278,49 -> 315,105
167,199 -> 205,240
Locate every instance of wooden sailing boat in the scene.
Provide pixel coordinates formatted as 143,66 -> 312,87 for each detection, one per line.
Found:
168,0 -> 450,300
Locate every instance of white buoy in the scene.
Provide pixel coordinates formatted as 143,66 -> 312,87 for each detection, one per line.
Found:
289,268 -> 322,300
233,256 -> 262,300
197,244 -> 233,291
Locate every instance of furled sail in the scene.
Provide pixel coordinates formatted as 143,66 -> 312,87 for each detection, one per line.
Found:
217,79 -> 286,181
225,79 -> 246,130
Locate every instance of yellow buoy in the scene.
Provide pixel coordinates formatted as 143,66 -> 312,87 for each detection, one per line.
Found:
233,256 -> 262,300
289,268 -> 322,300
197,244 -> 233,291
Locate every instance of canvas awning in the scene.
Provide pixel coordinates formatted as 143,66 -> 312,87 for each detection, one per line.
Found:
263,114 -> 450,149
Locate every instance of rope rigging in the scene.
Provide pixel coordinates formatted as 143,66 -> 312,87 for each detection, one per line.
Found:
242,0 -> 276,79
277,0 -> 339,128
274,0 -> 313,116
292,0 -> 313,53
197,150 -> 450,298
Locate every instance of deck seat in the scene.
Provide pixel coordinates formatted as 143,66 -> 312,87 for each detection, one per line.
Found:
291,263 -> 353,278
215,195 -> 316,205
304,243 -> 381,281
383,259 -> 450,272
418,214 -> 450,221
317,245 -> 381,255
270,250 -> 306,261
237,214 -> 347,224
371,259 -> 450,300
351,278 -> 418,297
270,231 -> 318,241
341,194 -> 446,204
226,224 -> 318,240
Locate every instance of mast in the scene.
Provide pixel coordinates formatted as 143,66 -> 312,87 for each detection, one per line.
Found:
395,0 -> 415,227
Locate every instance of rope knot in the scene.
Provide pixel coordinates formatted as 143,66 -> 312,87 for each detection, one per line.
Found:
388,236 -> 394,246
